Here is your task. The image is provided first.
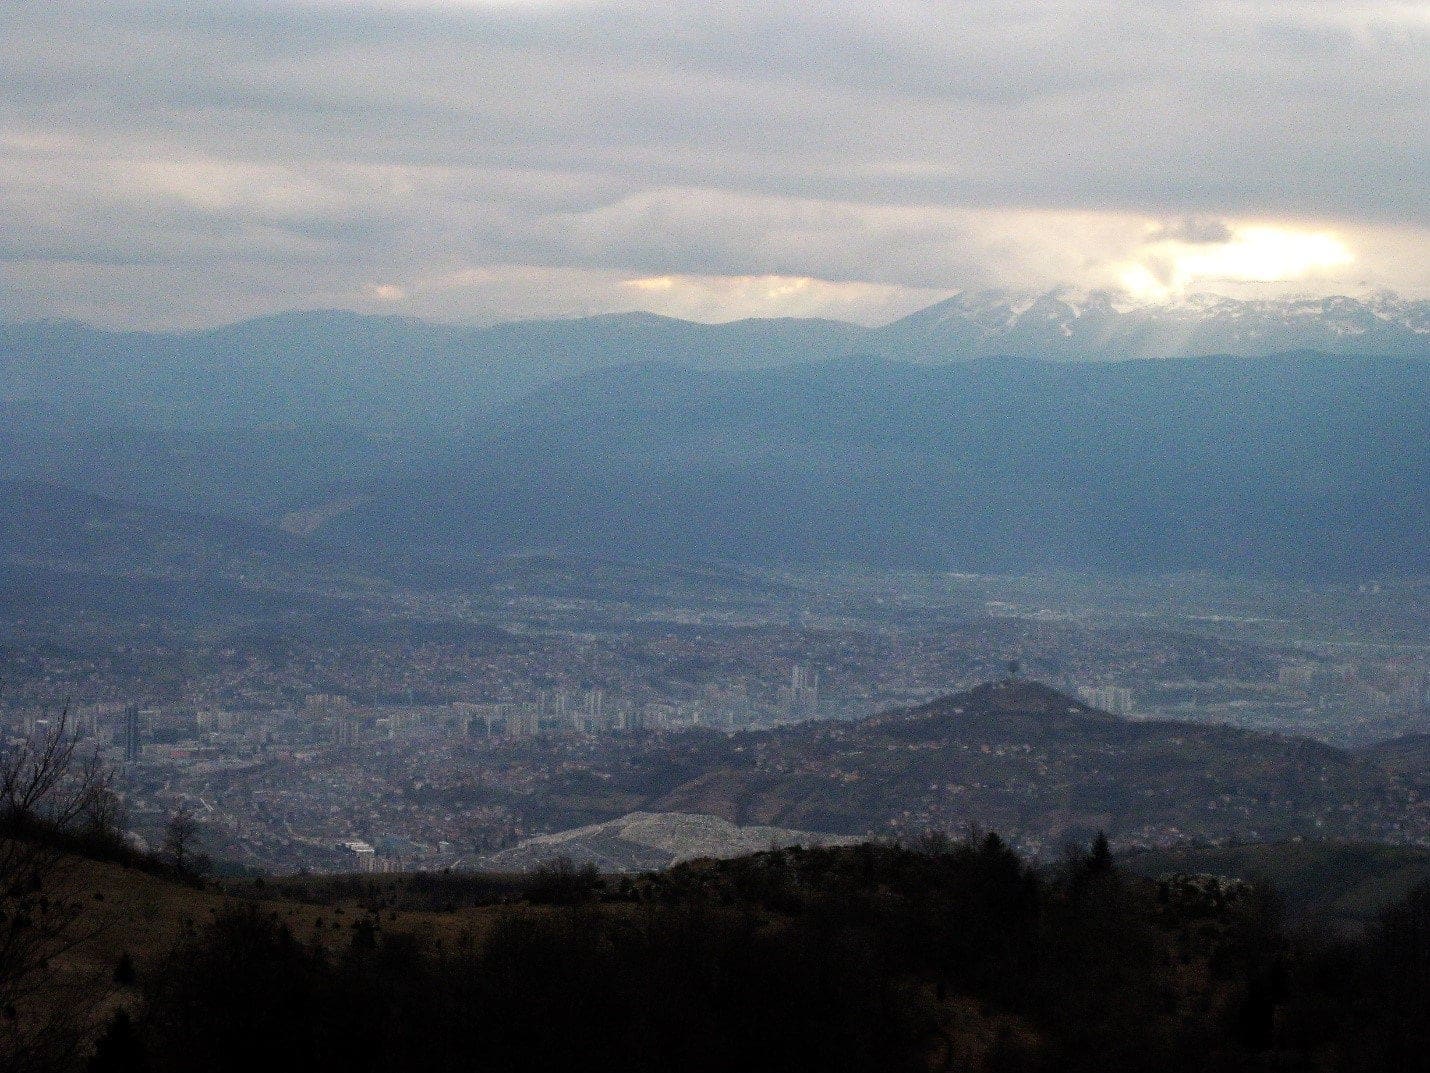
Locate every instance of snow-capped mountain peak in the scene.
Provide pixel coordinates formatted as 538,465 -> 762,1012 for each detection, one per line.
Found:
879,290 -> 1429,361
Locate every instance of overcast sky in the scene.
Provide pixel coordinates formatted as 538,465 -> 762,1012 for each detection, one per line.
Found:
0,0 -> 1425,328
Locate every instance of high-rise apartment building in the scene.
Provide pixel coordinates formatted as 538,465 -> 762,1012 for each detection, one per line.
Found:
123,704 -> 142,762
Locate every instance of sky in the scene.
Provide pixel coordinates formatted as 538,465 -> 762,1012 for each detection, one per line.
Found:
0,0 -> 1426,328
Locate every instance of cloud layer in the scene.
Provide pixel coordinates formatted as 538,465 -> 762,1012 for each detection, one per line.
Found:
1,1 -> 1425,326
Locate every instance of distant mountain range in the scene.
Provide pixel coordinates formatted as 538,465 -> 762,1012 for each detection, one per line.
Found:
4,292 -> 1426,579
0,308 -> 865,433
880,290 -> 1429,363
4,291 -> 1425,433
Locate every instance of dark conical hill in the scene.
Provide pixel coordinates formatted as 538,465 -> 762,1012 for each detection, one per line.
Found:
889,678 -> 1112,725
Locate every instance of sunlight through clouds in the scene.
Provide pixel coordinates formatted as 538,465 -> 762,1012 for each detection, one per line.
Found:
0,1 -> 1423,325
1120,226 -> 1358,302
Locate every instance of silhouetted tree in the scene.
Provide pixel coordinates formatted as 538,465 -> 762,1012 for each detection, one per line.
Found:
1088,831 -> 1113,874
88,1010 -> 147,1073
113,952 -> 137,987
525,856 -> 601,905
161,812 -> 203,877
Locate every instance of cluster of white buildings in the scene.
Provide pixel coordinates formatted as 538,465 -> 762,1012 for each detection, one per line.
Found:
1077,685 -> 1136,715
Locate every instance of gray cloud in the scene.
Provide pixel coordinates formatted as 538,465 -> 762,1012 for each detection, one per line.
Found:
1149,218 -> 1236,246
0,0 -> 1424,326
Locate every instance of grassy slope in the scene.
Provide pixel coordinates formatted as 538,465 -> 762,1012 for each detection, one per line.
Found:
51,857 -> 514,1006
62,837 -> 1430,982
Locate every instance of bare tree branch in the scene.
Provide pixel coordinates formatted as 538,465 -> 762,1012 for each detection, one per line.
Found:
0,706 -> 117,1072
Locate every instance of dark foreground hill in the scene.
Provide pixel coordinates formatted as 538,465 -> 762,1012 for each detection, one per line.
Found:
482,681 -> 1429,853
5,728 -> 1426,1073
24,836 -> 1430,1073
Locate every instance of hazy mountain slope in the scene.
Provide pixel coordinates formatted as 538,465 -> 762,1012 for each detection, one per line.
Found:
329,352 -> 1429,579
0,310 -> 871,433
3,403 -> 437,516
0,480 -> 376,625
0,311 -> 868,512
0,479 -> 302,566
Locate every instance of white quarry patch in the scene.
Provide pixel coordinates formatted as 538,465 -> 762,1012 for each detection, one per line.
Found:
475,811 -> 862,873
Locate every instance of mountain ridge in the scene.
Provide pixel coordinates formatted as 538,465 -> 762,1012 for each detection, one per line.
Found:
5,289 -> 1425,434
882,289 -> 1429,362
492,679 -> 1428,855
